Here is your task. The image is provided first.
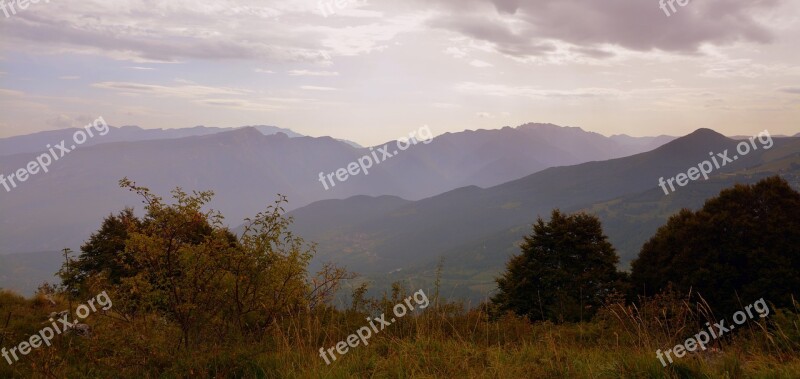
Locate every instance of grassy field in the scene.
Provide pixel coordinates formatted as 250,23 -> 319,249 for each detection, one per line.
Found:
1,290 -> 798,378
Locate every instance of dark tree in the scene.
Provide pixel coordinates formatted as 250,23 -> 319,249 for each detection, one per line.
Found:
492,210 -> 623,322
631,176 -> 800,314
60,208 -> 142,296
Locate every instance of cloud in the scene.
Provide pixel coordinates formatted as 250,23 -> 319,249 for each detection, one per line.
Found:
0,88 -> 27,98
255,68 -> 276,74
779,87 -> 800,94
0,88 -> 51,114
45,114 -> 96,129
425,0 -> 782,59
432,102 -> 461,109
456,82 -> 623,99
0,0 -> 420,64
59,76 -> 80,80
288,70 -> 340,76
651,78 -> 675,85
444,47 -> 469,59
92,81 -> 249,98
300,85 -> 337,91
3,1 -> 337,63
469,59 -> 493,68
197,98 -> 282,111
476,112 -> 493,118
127,67 -> 155,70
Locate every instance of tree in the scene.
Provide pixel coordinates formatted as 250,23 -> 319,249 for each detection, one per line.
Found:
117,178 -> 238,347
492,210 -> 623,322
59,208 -> 142,297
60,178 -> 351,348
224,197 -> 352,333
631,176 -> 800,314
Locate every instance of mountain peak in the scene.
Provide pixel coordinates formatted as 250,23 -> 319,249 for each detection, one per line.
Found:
655,128 -> 731,155
517,122 -> 582,132
208,126 -> 266,142
687,128 -> 726,139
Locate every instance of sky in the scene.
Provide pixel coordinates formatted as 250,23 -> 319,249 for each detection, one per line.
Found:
0,0 -> 799,146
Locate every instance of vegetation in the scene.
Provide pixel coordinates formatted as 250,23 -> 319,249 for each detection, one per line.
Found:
631,176 -> 800,314
1,176 -> 799,378
58,178 -> 351,349
492,210 -> 624,322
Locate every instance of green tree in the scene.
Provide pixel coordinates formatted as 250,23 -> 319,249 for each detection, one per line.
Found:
118,178 -> 238,347
59,208 -> 142,297
225,196 -> 351,333
61,178 -> 351,348
492,210 -> 622,322
631,176 -> 800,314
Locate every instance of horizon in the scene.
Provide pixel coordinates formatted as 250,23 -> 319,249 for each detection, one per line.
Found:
2,121 -> 789,148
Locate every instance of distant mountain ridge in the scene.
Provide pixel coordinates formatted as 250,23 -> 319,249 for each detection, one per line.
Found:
286,130 -> 800,289
0,124 -> 301,157
3,127 -> 797,298
0,122 -> 675,255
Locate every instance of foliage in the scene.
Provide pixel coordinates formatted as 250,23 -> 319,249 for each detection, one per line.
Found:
1,287 -> 798,378
59,208 -> 142,298
56,178 -> 350,349
492,210 -> 623,322
631,176 -> 800,315
2,178 -> 799,377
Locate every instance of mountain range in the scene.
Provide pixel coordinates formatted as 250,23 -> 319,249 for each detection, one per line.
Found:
2,123 -> 797,299
0,123 -> 673,255
286,130 -> 800,299
0,124 -> 304,157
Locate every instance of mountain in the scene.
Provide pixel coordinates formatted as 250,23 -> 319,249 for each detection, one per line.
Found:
3,129 -> 796,297
609,134 -> 676,152
0,123 -> 673,255
0,129 -> 360,254
245,125 -> 304,138
0,124 -> 300,157
286,130 -> 800,299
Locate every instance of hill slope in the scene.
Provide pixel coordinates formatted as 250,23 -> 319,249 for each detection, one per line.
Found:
0,123 -> 672,254
287,131 -> 800,300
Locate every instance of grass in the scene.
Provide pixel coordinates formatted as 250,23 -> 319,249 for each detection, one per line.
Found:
0,290 -> 798,378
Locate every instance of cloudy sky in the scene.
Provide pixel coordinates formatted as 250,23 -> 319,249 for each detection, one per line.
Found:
0,0 -> 798,145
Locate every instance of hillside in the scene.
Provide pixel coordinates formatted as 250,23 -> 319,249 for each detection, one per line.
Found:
287,131 -> 800,300
0,123 -> 672,255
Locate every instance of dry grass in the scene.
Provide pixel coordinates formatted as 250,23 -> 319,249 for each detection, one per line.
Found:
1,290 -> 798,378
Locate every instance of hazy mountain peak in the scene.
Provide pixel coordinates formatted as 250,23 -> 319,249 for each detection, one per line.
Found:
654,128 -> 730,154
517,122 -> 591,134
687,128 -> 727,139
211,126 -> 269,142
518,122 -> 566,130
243,125 -> 303,138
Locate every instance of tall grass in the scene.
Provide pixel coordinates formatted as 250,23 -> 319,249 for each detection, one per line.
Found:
1,289 -> 798,378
